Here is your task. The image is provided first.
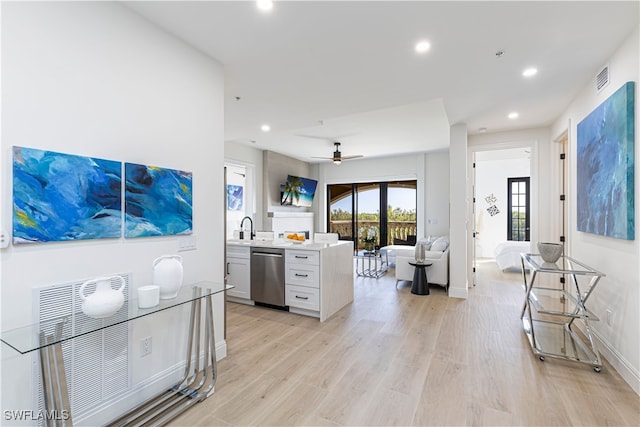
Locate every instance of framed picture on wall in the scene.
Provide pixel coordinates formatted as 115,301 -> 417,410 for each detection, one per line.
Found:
577,81 -> 635,240
12,146 -> 122,243
124,162 -> 193,237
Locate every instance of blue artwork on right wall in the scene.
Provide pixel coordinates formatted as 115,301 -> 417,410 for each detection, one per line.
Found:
577,81 -> 635,240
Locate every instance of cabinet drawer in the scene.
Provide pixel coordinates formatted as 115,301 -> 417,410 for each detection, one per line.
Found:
286,285 -> 319,311
226,245 -> 250,258
286,249 -> 320,266
286,264 -> 319,288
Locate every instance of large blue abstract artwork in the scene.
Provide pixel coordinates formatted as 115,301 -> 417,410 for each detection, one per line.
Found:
125,163 -> 193,237
13,146 -> 122,244
226,185 -> 244,211
577,81 -> 635,240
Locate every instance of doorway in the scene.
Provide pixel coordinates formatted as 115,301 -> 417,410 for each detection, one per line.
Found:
472,147 -> 533,282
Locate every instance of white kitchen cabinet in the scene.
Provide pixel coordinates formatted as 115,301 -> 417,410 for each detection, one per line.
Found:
226,245 -> 252,303
285,284 -> 320,311
227,241 -> 353,320
286,249 -> 321,314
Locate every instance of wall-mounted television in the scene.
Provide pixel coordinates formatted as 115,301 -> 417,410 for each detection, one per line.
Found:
280,175 -> 318,207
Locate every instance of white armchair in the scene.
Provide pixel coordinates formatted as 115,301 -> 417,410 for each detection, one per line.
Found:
393,237 -> 450,290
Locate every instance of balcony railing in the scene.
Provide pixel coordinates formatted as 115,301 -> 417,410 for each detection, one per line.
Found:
329,219 -> 417,249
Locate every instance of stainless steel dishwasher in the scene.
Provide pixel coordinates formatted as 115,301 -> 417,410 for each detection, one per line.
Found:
250,247 -> 286,308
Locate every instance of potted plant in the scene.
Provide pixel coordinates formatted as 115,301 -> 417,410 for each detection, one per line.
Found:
360,226 -> 378,252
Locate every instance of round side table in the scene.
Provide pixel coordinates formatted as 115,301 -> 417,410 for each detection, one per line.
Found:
408,261 -> 433,295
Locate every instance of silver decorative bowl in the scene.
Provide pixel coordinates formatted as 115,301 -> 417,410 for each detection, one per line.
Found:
537,242 -> 563,263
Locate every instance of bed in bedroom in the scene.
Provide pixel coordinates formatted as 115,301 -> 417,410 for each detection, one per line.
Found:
495,241 -> 531,271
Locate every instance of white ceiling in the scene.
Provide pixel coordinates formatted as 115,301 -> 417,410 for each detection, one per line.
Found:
125,1 -> 639,163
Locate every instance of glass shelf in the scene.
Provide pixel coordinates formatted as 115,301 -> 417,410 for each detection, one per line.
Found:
1,281 -> 232,355
529,287 -> 599,320
522,317 -> 599,364
521,254 -> 605,276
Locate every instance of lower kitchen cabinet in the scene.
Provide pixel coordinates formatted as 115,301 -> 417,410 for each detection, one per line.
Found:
226,245 -> 251,302
285,284 -> 320,311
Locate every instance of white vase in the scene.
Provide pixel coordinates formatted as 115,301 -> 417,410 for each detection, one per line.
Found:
153,255 -> 183,299
79,276 -> 126,319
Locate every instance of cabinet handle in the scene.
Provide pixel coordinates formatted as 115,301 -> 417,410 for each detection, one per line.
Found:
295,273 -> 309,277
295,255 -> 308,259
295,295 -> 309,300
226,262 -> 230,275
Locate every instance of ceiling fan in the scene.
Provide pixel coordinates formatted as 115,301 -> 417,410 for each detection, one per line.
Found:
312,142 -> 363,165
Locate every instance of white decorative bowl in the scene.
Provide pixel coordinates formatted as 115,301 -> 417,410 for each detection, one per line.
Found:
537,242 -> 563,263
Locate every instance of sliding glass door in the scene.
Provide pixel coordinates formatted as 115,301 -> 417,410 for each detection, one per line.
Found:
328,180 -> 416,251
328,184 -> 354,240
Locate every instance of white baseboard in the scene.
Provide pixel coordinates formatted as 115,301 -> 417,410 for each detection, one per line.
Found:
448,284 -> 468,299
575,323 -> 639,395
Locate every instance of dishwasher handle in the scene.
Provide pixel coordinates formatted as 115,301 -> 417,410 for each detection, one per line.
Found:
252,251 -> 283,258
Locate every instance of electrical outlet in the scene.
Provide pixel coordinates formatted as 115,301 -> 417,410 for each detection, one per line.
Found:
141,337 -> 152,357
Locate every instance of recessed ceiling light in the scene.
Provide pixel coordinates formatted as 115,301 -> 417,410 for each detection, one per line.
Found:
478,127 -> 488,133
522,67 -> 538,77
261,124 -> 271,132
257,0 -> 273,11
508,112 -> 519,120
415,40 -> 431,54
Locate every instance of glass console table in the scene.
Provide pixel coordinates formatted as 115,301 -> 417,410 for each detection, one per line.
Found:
1,281 -> 232,426
355,249 -> 388,278
520,254 -> 605,372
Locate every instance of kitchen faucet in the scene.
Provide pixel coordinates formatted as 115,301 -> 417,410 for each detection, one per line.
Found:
239,216 -> 255,240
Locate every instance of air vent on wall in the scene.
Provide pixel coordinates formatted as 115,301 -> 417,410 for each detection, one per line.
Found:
32,274 -> 131,424
596,64 -> 610,93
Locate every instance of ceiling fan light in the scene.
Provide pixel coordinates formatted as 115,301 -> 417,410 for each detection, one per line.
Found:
333,159 -> 342,165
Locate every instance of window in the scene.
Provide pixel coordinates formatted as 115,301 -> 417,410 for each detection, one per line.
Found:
507,177 -> 530,241
328,180 -> 416,250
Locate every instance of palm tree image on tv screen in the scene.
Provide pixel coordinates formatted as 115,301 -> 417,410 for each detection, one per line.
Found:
281,175 -> 318,207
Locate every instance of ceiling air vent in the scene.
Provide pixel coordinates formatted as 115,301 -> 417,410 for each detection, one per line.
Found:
596,65 -> 610,93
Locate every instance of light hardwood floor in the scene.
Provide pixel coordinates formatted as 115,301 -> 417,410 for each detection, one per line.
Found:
170,260 -> 640,426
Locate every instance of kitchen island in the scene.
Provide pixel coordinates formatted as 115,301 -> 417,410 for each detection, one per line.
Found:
226,239 -> 354,321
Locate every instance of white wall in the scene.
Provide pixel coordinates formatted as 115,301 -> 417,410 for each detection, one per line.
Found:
551,26 -> 639,393
475,156 -> 531,257
224,141 -> 264,231
1,2 -> 225,423
424,151 -> 450,237
449,124 -> 468,298
317,152 -> 450,239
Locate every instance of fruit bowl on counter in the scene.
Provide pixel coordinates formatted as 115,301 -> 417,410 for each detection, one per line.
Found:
285,232 -> 306,244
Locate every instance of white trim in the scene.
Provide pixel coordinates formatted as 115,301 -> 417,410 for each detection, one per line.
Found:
575,323 -> 640,395
447,284 -> 468,299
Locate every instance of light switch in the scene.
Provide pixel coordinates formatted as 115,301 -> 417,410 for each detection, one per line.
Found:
178,235 -> 197,251
0,229 -> 9,249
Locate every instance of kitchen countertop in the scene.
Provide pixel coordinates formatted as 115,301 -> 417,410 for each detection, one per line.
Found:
226,239 -> 351,251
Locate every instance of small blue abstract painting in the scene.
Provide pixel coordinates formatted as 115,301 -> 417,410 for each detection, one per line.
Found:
125,163 -> 193,237
577,81 -> 635,240
13,146 -> 122,244
226,185 -> 244,211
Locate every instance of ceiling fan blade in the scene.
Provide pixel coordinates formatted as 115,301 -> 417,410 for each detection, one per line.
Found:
341,155 -> 364,160
297,134 -> 333,140
311,156 -> 333,160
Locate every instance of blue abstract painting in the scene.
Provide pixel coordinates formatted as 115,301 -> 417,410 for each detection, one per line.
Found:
577,81 -> 635,240
125,163 -> 193,237
226,185 -> 244,211
13,146 -> 122,244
